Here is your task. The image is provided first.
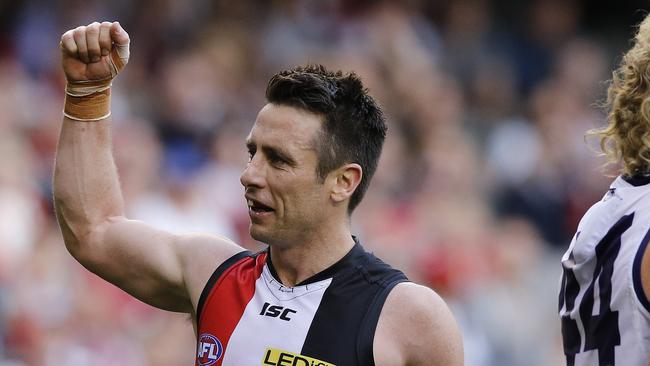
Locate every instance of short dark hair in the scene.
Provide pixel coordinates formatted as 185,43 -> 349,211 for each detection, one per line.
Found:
265,64 -> 387,213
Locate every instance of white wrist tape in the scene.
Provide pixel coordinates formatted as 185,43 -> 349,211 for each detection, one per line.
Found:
66,79 -> 112,97
108,41 -> 130,78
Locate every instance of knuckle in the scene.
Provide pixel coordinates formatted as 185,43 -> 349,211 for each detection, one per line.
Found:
86,25 -> 100,35
99,26 -> 111,38
73,27 -> 85,39
61,31 -> 72,42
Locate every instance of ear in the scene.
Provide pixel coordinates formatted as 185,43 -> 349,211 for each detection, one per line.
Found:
329,163 -> 363,204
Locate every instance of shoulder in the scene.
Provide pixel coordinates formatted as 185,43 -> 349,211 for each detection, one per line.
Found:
374,282 -> 463,366
358,247 -> 408,285
174,233 -> 248,316
175,232 -> 245,263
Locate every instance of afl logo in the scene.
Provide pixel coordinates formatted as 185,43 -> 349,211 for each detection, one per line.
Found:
197,333 -> 223,365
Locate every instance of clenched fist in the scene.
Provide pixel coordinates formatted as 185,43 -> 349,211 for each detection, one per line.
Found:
60,21 -> 130,83
60,21 -> 130,121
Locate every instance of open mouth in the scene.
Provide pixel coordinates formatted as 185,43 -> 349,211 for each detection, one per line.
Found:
248,199 -> 274,214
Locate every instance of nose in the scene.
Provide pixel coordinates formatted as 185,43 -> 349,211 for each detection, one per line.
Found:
240,156 -> 266,189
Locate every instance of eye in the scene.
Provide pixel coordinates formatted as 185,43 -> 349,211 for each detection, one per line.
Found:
267,151 -> 286,166
247,146 -> 256,162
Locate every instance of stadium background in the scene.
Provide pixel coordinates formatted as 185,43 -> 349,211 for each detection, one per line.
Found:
0,0 -> 648,365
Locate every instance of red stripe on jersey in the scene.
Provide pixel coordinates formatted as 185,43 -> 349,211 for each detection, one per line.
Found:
196,253 -> 267,366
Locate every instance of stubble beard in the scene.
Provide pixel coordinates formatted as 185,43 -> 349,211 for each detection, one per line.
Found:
249,220 -> 306,249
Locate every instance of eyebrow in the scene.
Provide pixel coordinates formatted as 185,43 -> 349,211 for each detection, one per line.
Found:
245,140 -> 297,166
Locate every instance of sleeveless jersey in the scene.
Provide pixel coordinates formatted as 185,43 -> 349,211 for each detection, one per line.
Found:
195,239 -> 408,366
558,175 -> 650,366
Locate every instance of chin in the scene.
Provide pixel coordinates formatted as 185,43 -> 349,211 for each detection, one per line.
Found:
250,225 -> 289,247
250,225 -> 271,244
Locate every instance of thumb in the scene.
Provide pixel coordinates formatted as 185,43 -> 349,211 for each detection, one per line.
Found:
107,22 -> 130,78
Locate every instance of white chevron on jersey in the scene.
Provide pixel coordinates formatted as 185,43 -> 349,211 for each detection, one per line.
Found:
221,265 -> 332,365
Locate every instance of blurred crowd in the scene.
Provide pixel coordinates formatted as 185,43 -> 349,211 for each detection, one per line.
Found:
0,0 -> 643,365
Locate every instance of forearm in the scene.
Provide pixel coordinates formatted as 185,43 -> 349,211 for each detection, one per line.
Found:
55,19 -> 130,253
53,115 -> 125,252
51,22 -> 201,312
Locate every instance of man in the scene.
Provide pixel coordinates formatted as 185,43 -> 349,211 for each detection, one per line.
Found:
54,22 -> 463,365
558,13 -> 650,366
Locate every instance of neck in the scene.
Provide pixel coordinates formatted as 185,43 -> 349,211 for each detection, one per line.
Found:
268,225 -> 355,287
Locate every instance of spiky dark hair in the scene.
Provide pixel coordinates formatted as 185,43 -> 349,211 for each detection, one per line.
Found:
266,64 -> 387,213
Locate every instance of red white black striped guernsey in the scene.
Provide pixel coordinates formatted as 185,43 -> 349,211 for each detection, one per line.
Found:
195,238 -> 408,366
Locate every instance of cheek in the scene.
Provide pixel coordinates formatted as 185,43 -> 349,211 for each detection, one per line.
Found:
278,183 -> 326,216
269,168 -> 327,215
296,184 -> 330,214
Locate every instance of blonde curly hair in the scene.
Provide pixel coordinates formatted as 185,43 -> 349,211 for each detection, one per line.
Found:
596,14 -> 650,176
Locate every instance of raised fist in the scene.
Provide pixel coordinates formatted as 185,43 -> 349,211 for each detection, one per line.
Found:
60,21 -> 130,83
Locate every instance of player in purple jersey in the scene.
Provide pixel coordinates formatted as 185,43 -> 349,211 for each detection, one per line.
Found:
558,12 -> 650,366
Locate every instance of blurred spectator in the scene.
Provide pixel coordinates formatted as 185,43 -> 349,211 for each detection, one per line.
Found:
0,1 -> 640,365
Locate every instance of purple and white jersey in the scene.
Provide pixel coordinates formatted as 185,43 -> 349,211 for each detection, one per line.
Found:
559,175 -> 650,366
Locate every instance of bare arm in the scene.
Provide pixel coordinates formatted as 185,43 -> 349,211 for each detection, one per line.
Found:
54,22 -> 243,314
374,282 -> 464,366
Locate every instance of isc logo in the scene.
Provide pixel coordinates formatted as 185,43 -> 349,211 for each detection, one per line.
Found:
260,302 -> 297,321
196,334 -> 223,366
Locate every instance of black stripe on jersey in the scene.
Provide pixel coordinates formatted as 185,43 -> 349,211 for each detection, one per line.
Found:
632,226 -> 650,313
265,236 -> 367,286
356,273 -> 408,365
558,248 -> 577,312
623,174 -> 650,186
196,250 -> 252,325
300,246 -> 408,366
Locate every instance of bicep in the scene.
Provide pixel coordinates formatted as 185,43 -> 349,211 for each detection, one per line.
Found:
376,283 -> 463,366
77,216 -> 243,313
